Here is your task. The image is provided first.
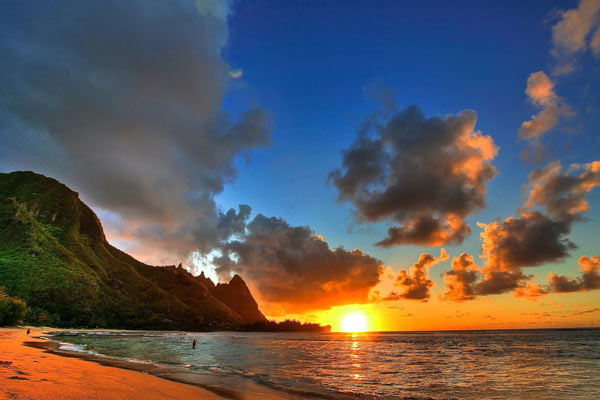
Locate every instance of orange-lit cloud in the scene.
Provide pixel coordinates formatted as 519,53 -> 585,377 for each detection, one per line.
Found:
513,282 -> 548,301
519,72 -> 572,159
443,252 -> 481,302
215,214 -> 383,313
570,307 -> 600,316
376,214 -> 470,247
330,105 -> 497,246
382,249 -> 448,301
445,160 -> 600,301
549,254 -> 600,293
592,25 -> 600,55
552,0 -> 600,57
476,160 -> 599,296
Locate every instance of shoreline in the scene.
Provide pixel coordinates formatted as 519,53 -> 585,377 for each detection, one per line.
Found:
25,336 -> 252,400
0,327 -> 245,400
33,329 -> 350,400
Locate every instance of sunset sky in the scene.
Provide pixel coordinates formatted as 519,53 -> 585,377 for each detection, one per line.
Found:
1,0 -> 599,331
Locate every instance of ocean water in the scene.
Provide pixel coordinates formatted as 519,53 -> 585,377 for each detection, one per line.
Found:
50,329 -> 600,399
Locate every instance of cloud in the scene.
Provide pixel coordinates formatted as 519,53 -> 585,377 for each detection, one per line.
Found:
478,211 -> 575,272
570,307 -> 600,316
474,269 -> 530,296
526,160 -> 600,219
519,1 -> 600,160
442,252 -> 481,302
443,160 -> 599,301
214,214 -> 383,313
551,0 -> 600,64
519,72 -> 573,160
548,254 -> 600,292
383,249 -> 448,301
376,214 -> 471,248
478,161 -> 599,279
329,105 -> 497,246
591,25 -> 600,56
550,0 -> 600,75
0,0 -> 271,264
513,282 -> 548,301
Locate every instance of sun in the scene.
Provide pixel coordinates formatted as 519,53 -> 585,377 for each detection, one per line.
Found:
341,313 -> 368,332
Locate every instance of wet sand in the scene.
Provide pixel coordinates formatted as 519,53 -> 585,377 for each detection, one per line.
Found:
0,327 -> 227,400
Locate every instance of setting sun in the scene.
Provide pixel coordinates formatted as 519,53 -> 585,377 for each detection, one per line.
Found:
341,313 -> 368,332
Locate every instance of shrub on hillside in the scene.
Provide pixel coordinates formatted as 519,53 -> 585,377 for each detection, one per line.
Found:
0,287 -> 27,326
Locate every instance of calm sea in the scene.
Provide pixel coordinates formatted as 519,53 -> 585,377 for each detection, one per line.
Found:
49,329 -> 600,399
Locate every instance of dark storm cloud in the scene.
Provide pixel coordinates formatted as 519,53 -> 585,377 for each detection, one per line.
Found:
214,215 -> 383,312
0,0 -> 271,263
329,105 -> 497,246
383,249 -> 448,301
548,254 -> 600,293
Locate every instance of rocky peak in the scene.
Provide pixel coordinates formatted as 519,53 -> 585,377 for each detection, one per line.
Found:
212,275 -> 266,323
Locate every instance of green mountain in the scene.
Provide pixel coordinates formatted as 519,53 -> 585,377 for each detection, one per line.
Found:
0,171 -> 266,330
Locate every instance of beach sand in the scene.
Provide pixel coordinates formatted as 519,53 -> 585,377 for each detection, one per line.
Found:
0,327 -> 225,400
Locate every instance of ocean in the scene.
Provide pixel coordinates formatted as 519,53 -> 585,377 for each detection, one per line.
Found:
47,329 -> 600,399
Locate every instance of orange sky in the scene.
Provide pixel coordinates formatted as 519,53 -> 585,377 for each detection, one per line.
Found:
263,271 -> 600,332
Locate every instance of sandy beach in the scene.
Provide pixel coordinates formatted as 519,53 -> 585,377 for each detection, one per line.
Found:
0,327 -> 225,400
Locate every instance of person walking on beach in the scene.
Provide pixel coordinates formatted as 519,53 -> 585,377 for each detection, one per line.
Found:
26,328 -> 30,335
192,339 -> 197,349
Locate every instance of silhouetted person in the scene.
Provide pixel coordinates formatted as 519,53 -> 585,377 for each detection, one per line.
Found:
192,339 -> 197,349
26,328 -> 30,335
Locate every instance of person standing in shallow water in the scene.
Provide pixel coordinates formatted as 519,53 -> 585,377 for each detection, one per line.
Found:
192,339 -> 197,349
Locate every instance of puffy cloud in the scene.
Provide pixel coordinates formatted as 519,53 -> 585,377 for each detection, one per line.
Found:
215,215 -> 383,313
519,72 -> 573,156
552,0 -> 600,55
376,214 -> 471,248
548,254 -> 600,293
520,1 -> 600,158
0,0 -> 271,263
384,249 -> 448,301
525,160 -> 600,220
479,161 -> 598,273
443,252 -> 481,302
525,71 -> 557,106
478,211 -> 575,272
513,282 -> 548,301
461,160 -> 600,299
551,0 -> 600,73
474,270 -> 530,296
329,105 -> 497,246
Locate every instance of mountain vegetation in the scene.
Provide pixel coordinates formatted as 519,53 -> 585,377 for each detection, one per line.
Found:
0,171 -> 264,330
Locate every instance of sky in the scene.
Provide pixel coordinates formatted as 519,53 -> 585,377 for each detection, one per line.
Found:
1,0 -> 600,331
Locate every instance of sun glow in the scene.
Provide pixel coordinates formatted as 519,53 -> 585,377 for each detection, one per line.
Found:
341,313 -> 368,332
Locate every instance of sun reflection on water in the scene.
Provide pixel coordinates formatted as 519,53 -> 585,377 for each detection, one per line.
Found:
349,332 -> 364,381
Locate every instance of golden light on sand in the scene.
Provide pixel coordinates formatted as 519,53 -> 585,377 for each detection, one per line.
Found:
341,313 -> 368,332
